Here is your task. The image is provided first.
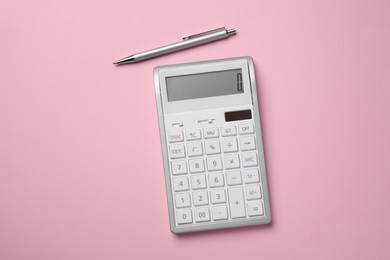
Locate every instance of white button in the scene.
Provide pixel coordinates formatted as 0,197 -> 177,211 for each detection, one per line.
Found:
194,207 -> 210,222
244,169 -> 260,183
176,209 -> 192,224
205,140 -> 221,155
169,144 -> 185,159
203,127 -> 219,139
221,125 -> 237,137
175,193 -> 191,208
193,190 -> 209,206
212,205 -> 228,220
242,152 -> 258,167
240,136 -> 256,151
167,131 -> 184,143
245,185 -> 262,200
209,173 -> 224,188
206,156 -> 223,171
210,189 -> 226,204
247,201 -> 264,216
228,187 -> 246,218
171,160 -> 187,175
187,142 -> 203,157
226,171 -> 242,186
189,158 -> 205,173
191,175 -> 207,190
186,129 -> 201,141
224,154 -> 240,169
238,124 -> 254,135
222,137 -> 238,153
173,176 -> 189,192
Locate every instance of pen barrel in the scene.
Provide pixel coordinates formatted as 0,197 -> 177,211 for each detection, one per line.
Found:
133,30 -> 229,61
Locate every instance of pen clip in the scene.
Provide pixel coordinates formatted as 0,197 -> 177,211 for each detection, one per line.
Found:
182,27 -> 226,40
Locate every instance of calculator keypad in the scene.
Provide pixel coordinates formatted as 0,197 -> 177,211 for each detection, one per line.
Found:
168,123 -> 265,226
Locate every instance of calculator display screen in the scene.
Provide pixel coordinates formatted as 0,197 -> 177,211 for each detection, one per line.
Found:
166,69 -> 243,101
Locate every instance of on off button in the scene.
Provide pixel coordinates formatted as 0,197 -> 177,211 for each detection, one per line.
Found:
168,131 -> 184,143
238,124 -> 254,135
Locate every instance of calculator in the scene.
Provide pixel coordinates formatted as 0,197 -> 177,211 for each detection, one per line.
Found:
154,56 -> 271,233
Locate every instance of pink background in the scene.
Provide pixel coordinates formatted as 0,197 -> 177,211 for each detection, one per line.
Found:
1,0 -> 390,259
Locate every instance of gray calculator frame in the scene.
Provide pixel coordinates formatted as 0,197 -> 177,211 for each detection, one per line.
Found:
154,56 -> 272,233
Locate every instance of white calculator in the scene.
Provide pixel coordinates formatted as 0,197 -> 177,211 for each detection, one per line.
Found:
154,56 -> 271,233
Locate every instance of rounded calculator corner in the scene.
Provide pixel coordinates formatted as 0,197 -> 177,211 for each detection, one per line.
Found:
264,215 -> 272,225
170,227 -> 177,234
170,225 -> 180,234
243,56 -> 254,62
153,65 -> 162,72
153,67 -> 161,78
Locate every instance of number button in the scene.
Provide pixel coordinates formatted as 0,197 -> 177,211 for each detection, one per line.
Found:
171,160 -> 187,175
189,158 -> 205,173
206,156 -> 223,171
167,131 -> 184,143
222,137 -> 238,153
221,125 -> 237,137
169,143 -> 185,159
242,152 -> 258,167
238,124 -> 254,135
193,190 -> 209,206
224,154 -> 240,169
175,193 -> 191,208
210,189 -> 226,204
209,173 -> 224,188
205,140 -> 221,155
186,129 -> 201,141
173,177 -> 189,192
176,209 -> 192,224
191,175 -> 207,190
187,142 -> 203,157
203,127 -> 219,139
245,185 -> 262,200
194,207 -> 211,222
212,205 -> 228,220
240,136 -> 256,151
226,171 -> 242,186
244,168 -> 260,183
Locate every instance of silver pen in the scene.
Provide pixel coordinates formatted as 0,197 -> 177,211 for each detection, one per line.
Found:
113,27 -> 236,65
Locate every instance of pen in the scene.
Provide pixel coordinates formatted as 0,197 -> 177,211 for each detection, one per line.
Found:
113,27 -> 236,65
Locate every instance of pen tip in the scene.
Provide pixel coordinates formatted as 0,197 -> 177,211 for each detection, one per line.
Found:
113,56 -> 135,65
